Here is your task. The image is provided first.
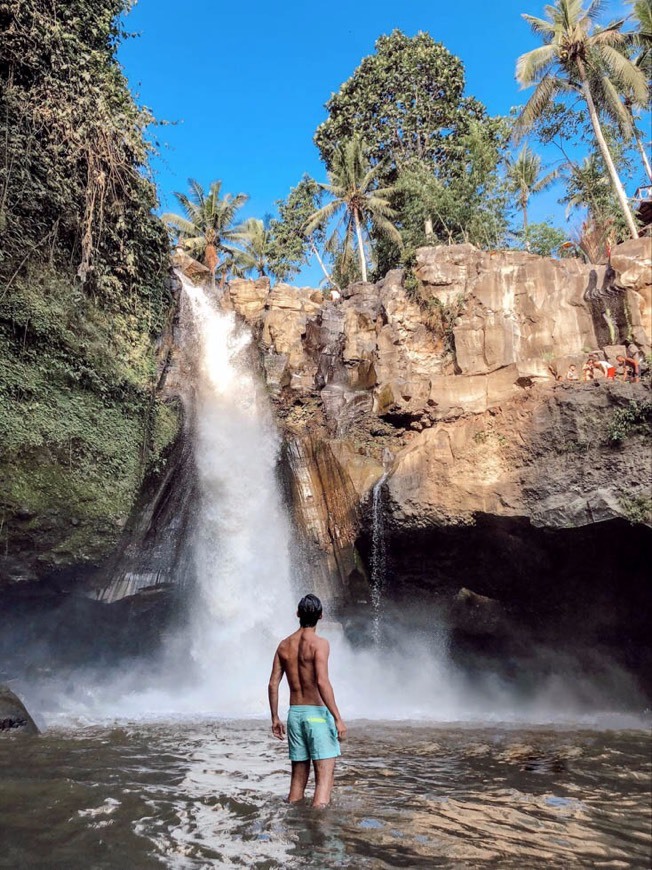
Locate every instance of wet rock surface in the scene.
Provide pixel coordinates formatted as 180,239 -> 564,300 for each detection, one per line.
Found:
0,685 -> 39,735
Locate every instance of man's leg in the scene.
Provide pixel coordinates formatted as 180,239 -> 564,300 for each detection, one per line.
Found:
288,760 -> 310,803
312,758 -> 336,808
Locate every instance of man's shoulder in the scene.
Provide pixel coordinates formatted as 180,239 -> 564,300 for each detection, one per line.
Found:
278,631 -> 299,651
314,634 -> 330,651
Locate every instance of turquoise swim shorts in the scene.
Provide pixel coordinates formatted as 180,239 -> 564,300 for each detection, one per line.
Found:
287,705 -> 341,761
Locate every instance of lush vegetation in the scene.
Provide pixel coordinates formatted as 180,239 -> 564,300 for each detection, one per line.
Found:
0,0 -> 176,568
162,180 -> 248,286
606,399 -> 652,443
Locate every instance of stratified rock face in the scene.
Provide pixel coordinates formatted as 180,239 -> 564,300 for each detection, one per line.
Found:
610,238 -> 652,353
417,245 -> 599,377
224,241 -> 651,605
386,379 -> 651,531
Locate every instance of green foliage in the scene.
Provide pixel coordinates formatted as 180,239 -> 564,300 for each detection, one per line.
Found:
162,179 -> 248,281
0,270 -> 179,520
520,221 -> 568,256
393,117 -> 508,259
227,217 -> 274,278
313,31 -> 508,275
515,0 -> 646,238
266,176 -> 326,282
404,274 -> 467,354
562,151 -> 630,242
619,494 -> 652,525
505,144 -> 559,242
0,2 -> 178,565
315,30 -> 486,179
305,135 -> 401,283
606,400 -> 652,443
0,0 -> 169,313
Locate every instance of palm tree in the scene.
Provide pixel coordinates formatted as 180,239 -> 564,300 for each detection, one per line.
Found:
623,0 -> 652,181
629,0 -> 652,77
228,217 -> 273,277
304,136 -> 402,283
162,179 -> 248,284
563,153 -> 614,219
505,145 -> 559,246
515,0 -> 648,239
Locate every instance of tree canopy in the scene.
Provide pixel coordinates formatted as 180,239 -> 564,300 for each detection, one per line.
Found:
0,0 -> 168,313
265,177 -> 330,284
314,30 -> 500,184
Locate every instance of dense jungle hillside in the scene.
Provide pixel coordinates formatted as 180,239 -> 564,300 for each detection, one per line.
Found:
0,0 -> 178,582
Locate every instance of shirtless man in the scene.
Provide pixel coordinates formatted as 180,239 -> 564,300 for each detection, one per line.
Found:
268,594 -> 347,808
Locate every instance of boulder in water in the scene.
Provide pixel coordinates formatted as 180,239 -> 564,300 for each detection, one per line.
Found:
0,685 -> 40,735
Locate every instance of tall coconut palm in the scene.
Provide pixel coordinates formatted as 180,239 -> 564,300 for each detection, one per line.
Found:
623,0 -> 652,180
304,136 -> 402,283
515,0 -> 648,239
505,145 -> 559,245
629,0 -> 652,77
162,179 -> 248,283
228,217 -> 273,277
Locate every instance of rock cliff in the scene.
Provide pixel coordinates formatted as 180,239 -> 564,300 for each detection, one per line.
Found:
221,241 -> 651,675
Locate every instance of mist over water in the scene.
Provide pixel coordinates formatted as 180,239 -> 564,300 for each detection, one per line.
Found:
18,274 -> 648,729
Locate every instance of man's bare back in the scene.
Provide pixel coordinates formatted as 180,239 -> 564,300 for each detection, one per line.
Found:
277,629 -> 331,706
268,595 -> 346,808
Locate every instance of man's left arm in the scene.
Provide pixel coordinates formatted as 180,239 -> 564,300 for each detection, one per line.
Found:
268,649 -> 286,740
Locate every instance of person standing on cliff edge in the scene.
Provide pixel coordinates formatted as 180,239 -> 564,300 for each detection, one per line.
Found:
268,594 -> 347,808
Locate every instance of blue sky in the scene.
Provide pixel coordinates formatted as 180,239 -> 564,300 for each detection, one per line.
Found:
119,0 -> 634,279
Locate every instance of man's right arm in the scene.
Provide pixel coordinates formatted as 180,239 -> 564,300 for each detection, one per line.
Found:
268,648 -> 286,740
314,639 -> 346,740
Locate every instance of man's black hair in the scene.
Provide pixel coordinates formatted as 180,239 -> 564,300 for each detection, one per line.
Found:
298,594 -> 322,628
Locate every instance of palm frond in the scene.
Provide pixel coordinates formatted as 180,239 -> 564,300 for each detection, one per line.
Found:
533,166 -> 561,192
161,213 -> 200,237
515,74 -> 566,135
303,199 -> 342,235
595,42 -> 649,104
596,74 -> 635,136
188,178 -> 207,207
522,13 -> 555,37
371,215 -> 403,246
516,44 -> 557,86
586,0 -> 607,23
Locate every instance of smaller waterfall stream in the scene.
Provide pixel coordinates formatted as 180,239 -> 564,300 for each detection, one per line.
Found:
369,473 -> 388,644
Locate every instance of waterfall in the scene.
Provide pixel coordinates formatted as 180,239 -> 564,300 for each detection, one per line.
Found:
370,473 -> 388,644
175,274 -> 295,713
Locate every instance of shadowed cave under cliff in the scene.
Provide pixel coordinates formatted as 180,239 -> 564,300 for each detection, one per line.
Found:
354,514 -> 652,702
